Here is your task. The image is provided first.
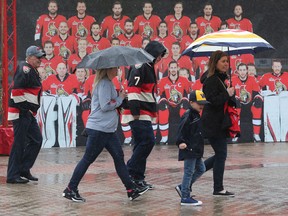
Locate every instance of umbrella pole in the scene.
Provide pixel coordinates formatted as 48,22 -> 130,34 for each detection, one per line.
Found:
228,47 -> 232,87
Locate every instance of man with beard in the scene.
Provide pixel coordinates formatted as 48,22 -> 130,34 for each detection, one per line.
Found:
86,22 -> 111,53
67,1 -> 96,39
227,5 -> 253,32
118,19 -> 142,48
259,60 -> 288,94
157,61 -> 190,144
180,22 -> 199,52
51,21 -> 76,61
134,2 -> 161,39
34,0 -> 66,46
195,2 -> 221,36
101,1 -> 130,40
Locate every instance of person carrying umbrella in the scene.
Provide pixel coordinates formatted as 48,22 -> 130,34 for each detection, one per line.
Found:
121,41 -> 166,189
62,45 -> 156,202
201,50 -> 235,196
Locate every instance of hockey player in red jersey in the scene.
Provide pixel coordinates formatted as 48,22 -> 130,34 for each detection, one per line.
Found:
151,21 -> 177,56
42,62 -> 79,96
195,3 -> 221,36
67,38 -> 88,73
259,60 -> 288,94
230,53 -> 255,75
86,22 -> 111,53
157,61 -> 191,144
34,0 -> 66,46
67,1 -> 96,39
180,22 -> 199,52
118,19 -> 142,48
51,21 -> 76,61
101,1 -> 130,41
226,5 -> 253,32
41,40 -> 64,76
134,2 -> 161,39
232,63 -> 263,142
164,2 -> 191,41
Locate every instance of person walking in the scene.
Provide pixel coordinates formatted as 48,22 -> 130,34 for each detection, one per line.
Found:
121,41 -> 166,189
6,46 -> 46,184
201,50 -> 235,196
63,67 -> 148,202
175,90 -> 209,206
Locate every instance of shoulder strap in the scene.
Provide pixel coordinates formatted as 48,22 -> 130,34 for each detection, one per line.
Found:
217,77 -> 227,90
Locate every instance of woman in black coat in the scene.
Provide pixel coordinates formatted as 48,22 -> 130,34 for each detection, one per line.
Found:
201,50 -> 235,196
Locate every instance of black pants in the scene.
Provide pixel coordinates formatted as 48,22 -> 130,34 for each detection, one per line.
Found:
7,112 -> 42,180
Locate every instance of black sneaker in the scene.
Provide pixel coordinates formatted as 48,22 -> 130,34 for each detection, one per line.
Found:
62,187 -> 86,202
134,180 -> 154,190
127,185 -> 149,201
213,190 -> 235,197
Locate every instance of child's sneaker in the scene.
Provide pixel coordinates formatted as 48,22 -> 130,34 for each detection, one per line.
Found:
181,197 -> 202,206
175,185 -> 182,197
62,187 -> 86,203
127,185 -> 149,201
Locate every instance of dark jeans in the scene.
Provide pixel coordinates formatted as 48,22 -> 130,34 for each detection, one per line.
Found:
204,137 -> 227,192
127,120 -> 155,180
7,112 -> 42,180
68,128 -> 133,190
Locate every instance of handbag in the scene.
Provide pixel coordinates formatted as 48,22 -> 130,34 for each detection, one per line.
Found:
218,77 -> 241,138
222,101 -> 241,138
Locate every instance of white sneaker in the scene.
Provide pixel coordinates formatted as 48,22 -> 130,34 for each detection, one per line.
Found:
123,137 -> 132,145
254,134 -> 261,142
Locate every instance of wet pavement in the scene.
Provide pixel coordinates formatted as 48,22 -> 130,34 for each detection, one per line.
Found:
0,142 -> 288,216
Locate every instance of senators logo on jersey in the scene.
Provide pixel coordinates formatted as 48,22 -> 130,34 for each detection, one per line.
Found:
76,23 -> 88,38
112,23 -> 124,38
143,24 -> 153,38
172,22 -> 183,39
47,22 -> 58,37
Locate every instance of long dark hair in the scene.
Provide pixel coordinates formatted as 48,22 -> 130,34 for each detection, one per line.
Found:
207,50 -> 228,77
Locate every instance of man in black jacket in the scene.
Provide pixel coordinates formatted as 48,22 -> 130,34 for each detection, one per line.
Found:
7,46 -> 45,184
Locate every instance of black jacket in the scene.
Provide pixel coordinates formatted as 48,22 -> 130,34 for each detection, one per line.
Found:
201,72 -> 230,138
176,107 -> 204,160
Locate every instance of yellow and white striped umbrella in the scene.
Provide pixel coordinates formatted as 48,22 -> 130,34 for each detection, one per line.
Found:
182,29 -> 274,58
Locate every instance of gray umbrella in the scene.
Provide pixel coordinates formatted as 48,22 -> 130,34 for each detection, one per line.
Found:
77,46 -> 154,69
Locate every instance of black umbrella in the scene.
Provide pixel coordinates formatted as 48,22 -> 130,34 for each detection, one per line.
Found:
77,46 -> 154,69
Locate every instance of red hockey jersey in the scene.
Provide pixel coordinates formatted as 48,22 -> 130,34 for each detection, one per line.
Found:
259,72 -> 288,94
164,15 -> 191,40
226,18 -> 253,32
35,14 -> 66,44
51,35 -> 76,60
195,16 -> 221,36
232,75 -> 260,104
86,36 -> 111,53
101,15 -> 130,40
40,55 -> 65,76
67,15 -> 96,39
42,74 -> 79,95
134,14 -> 161,38
158,76 -> 190,107
118,33 -> 142,48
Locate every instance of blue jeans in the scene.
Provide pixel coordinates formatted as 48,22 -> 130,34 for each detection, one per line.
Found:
7,112 -> 42,180
68,129 -> 133,190
204,137 -> 227,192
181,158 -> 206,198
127,120 -> 155,180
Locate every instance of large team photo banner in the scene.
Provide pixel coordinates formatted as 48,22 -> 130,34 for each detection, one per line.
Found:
13,0 -> 288,147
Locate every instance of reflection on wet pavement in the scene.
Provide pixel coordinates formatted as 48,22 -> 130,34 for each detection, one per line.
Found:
0,142 -> 288,215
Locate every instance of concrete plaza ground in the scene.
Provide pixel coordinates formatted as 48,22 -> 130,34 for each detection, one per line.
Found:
0,142 -> 288,215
